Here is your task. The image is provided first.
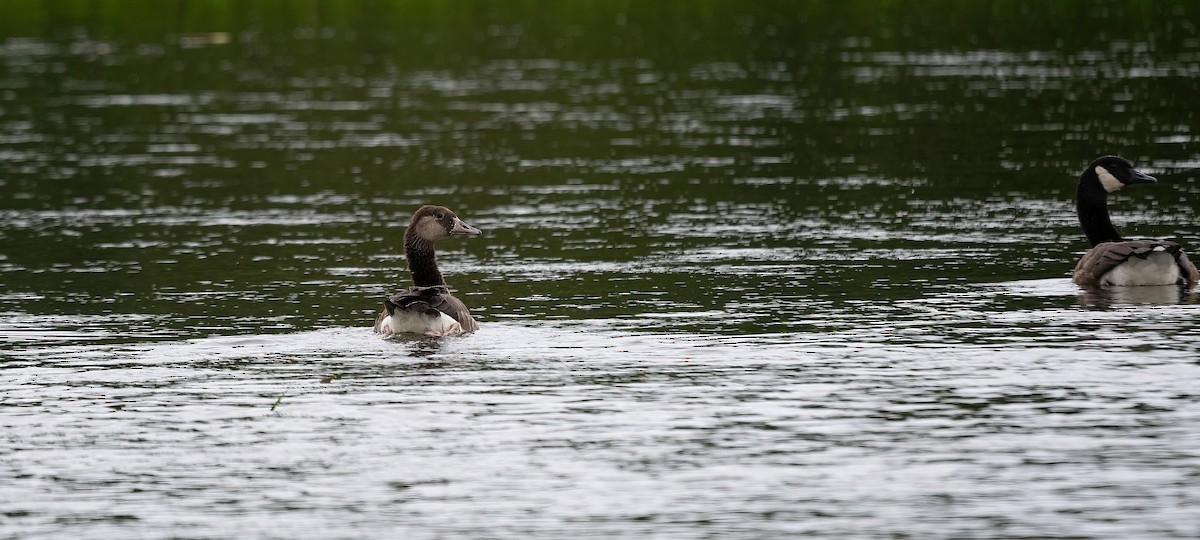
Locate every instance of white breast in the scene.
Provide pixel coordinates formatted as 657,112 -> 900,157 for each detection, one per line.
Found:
378,312 -> 464,337
1102,250 -> 1181,286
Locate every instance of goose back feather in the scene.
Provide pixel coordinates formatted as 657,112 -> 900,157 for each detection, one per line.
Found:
1073,240 -> 1198,287
374,285 -> 479,336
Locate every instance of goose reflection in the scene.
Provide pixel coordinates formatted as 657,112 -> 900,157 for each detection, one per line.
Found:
1076,285 -> 1196,309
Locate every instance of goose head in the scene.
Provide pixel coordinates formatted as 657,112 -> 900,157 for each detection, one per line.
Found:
407,205 -> 482,243
1083,155 -> 1156,193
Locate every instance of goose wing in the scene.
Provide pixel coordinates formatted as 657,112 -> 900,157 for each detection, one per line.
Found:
1073,240 -> 1196,286
381,285 -> 479,333
1176,249 -> 1200,286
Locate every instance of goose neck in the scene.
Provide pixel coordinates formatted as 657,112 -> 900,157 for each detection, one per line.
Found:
1076,181 -> 1123,246
404,234 -> 445,286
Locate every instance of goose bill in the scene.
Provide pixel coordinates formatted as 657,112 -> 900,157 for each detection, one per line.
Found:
450,218 -> 482,236
1127,168 -> 1156,184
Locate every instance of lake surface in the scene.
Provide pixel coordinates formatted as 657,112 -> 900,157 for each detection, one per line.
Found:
3,1 -> 1200,538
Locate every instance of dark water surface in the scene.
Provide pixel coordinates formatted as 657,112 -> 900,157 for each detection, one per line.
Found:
3,1 -> 1200,538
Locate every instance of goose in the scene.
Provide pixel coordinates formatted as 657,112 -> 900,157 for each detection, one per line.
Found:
1071,155 -> 1198,287
374,205 -> 482,336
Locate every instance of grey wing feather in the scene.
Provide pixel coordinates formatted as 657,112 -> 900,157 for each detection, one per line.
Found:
433,293 -> 479,332
1072,243 -> 1132,286
1176,249 -> 1200,286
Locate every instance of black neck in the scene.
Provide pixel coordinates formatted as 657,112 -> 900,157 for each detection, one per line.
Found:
1076,180 -> 1123,246
404,232 -> 445,286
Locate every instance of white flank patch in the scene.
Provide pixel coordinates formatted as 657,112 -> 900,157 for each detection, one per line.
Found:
378,312 -> 464,337
1102,251 -> 1181,286
1096,165 -> 1124,192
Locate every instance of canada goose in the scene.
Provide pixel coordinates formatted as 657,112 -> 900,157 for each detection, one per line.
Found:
374,205 -> 482,336
1071,156 -> 1198,287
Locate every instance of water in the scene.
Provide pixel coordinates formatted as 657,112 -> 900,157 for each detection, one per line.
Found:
3,1 -> 1200,538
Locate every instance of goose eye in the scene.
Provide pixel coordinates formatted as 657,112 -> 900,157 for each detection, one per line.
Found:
435,213 -> 445,220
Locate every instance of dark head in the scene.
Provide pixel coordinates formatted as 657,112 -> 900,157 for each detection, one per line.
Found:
1081,155 -> 1156,193
406,205 -> 482,243
1076,156 -> 1156,246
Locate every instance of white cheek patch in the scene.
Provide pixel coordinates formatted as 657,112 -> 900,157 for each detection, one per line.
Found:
414,216 -> 447,239
1096,165 -> 1124,192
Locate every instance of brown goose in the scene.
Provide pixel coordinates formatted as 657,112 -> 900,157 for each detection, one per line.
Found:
1071,156 -> 1198,287
374,205 -> 482,336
